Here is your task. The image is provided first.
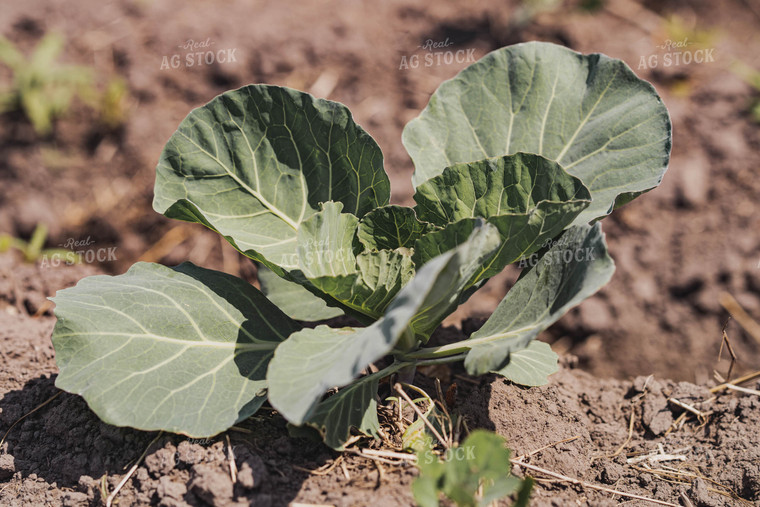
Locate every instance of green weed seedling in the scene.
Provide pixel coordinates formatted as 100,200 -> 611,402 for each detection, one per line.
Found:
414,431 -> 533,507
0,224 -> 72,264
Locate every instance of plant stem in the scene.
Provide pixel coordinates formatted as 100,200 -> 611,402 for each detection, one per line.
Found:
370,362 -> 405,380
393,352 -> 470,384
412,353 -> 468,366
400,342 -> 470,361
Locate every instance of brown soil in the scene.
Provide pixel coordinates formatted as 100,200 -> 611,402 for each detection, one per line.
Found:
1,0 -> 760,505
2,284 -> 758,506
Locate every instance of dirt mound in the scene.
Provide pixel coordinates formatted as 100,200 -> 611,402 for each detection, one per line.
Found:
1,303 -> 757,506
463,367 -> 759,506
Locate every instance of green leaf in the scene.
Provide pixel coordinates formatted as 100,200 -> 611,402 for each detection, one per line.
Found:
513,477 -> 535,507
446,431 -> 518,506
462,223 -> 614,380
296,202 -> 415,319
354,249 -> 416,312
303,371 -> 382,450
357,205 -> 435,251
412,449 -> 447,507
414,153 -> 590,226
51,262 -> 300,437
31,33 -> 64,68
403,41 -> 671,226
0,36 -> 24,69
267,325 -> 362,426
154,85 -> 390,274
256,264 -> 342,321
413,430 -> 526,507
267,223 -> 501,431
494,341 -> 559,387
412,153 -> 591,283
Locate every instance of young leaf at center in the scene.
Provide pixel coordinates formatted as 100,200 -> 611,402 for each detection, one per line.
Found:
266,224 -> 502,436
412,153 -> 591,285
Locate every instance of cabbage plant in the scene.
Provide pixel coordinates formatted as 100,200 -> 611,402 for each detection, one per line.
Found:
50,42 -> 670,449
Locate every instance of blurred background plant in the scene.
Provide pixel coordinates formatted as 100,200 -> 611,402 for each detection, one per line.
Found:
731,60 -> 760,123
513,0 -> 562,26
659,14 -> 719,50
0,32 -> 129,136
97,77 -> 130,129
0,223 -> 74,263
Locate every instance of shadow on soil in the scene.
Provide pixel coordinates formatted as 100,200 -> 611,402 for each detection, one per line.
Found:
0,374 -> 327,506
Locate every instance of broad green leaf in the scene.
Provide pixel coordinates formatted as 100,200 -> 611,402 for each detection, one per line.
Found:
482,476 -> 526,507
357,205 -> 435,251
303,370 -> 383,450
256,264 -> 342,321
414,153 -> 589,226
353,249 -> 416,312
462,223 -> 614,379
494,341 -> 559,387
403,41 -> 671,226
267,325 -> 360,426
154,85 -> 390,274
267,224 -> 501,429
413,154 -> 591,283
412,445 -> 447,507
51,262 -> 300,437
297,201 -> 415,319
